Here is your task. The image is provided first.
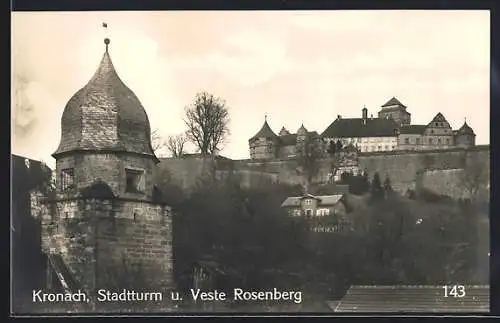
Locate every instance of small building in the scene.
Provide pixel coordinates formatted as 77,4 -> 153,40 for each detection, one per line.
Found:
281,193 -> 350,233
281,193 -> 346,217
332,285 -> 490,313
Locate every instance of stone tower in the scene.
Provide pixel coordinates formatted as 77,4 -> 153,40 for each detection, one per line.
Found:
454,119 -> 476,148
295,124 -> 308,152
378,97 -> 411,126
248,116 -> 279,160
37,38 -> 173,306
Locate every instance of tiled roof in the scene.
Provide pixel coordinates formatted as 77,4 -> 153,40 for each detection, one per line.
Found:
53,39 -> 156,160
399,125 -> 427,135
281,194 -> 343,207
430,112 -> 448,123
279,131 -> 319,146
249,120 -> 278,141
334,285 -> 489,313
321,118 -> 399,138
381,97 -> 406,108
457,122 -> 475,135
297,124 -> 308,135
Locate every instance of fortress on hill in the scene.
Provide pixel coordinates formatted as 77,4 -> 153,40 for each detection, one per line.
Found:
161,100 -> 488,201
248,97 -> 476,161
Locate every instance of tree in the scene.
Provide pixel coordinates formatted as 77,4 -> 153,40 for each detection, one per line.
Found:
150,129 -> 164,153
166,133 -> 188,158
184,92 -> 230,156
326,140 -> 343,184
296,135 -> 323,194
370,172 -> 384,201
383,175 -> 393,198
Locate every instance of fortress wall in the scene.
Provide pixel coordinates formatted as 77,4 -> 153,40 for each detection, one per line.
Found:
156,146 -> 489,197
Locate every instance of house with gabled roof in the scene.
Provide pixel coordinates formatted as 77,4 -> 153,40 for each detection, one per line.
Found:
281,193 -> 351,233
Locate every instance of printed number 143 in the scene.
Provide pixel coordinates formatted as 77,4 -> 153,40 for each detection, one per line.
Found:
443,285 -> 466,298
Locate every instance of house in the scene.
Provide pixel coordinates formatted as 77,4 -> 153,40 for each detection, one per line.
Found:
281,193 -> 350,233
332,285 -> 490,313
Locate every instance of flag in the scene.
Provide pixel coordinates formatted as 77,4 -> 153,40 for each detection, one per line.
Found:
102,22 -> 108,28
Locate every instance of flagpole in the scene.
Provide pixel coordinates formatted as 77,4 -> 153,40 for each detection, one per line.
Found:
102,22 -> 109,52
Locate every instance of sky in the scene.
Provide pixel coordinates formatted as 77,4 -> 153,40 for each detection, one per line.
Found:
12,10 -> 490,169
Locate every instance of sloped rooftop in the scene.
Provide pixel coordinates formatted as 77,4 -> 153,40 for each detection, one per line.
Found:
334,285 -> 489,313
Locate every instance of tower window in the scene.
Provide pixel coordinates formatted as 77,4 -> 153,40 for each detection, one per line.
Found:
429,138 -> 433,144
404,137 -> 410,144
438,138 -> 442,144
125,168 -> 145,193
447,138 -> 450,144
60,168 -> 75,191
416,138 -> 420,145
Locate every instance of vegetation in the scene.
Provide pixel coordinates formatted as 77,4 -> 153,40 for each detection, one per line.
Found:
184,92 -> 230,156
156,171 -> 488,303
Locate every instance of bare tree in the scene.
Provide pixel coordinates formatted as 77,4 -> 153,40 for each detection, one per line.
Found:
165,133 -> 188,158
150,129 -> 164,153
295,135 -> 323,194
184,92 -> 230,156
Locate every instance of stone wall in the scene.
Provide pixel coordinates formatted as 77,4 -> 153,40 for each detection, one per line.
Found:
56,152 -> 157,199
38,196 -> 173,295
96,201 -> 173,291
155,146 -> 489,198
358,146 -> 490,194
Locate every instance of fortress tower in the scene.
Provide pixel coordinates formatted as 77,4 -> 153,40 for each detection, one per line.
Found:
35,37 -> 173,307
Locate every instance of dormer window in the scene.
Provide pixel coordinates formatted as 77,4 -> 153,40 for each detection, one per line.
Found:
61,168 -> 75,191
125,168 -> 145,193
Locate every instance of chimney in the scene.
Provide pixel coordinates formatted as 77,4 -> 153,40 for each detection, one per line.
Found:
337,115 -> 341,119
362,106 -> 368,120
370,114 -> 373,120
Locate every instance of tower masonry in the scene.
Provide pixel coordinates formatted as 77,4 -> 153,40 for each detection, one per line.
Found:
33,37 -> 174,309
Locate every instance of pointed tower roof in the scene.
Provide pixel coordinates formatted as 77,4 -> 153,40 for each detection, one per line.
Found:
297,123 -> 308,135
53,37 -> 157,161
279,126 -> 290,136
249,118 -> 278,141
457,120 -> 475,135
381,97 -> 406,108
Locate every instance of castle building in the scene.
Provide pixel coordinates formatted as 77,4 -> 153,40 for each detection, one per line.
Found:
249,117 -> 320,160
248,97 -> 476,159
32,37 -> 173,307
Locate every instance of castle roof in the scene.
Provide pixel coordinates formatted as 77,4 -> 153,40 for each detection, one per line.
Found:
381,97 -> 406,108
430,112 -> 448,123
279,131 -> 319,146
399,125 -> 427,135
321,117 -> 399,138
456,121 -> 475,135
53,38 -> 157,161
279,126 -> 290,136
249,119 -> 278,141
297,124 -> 308,135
